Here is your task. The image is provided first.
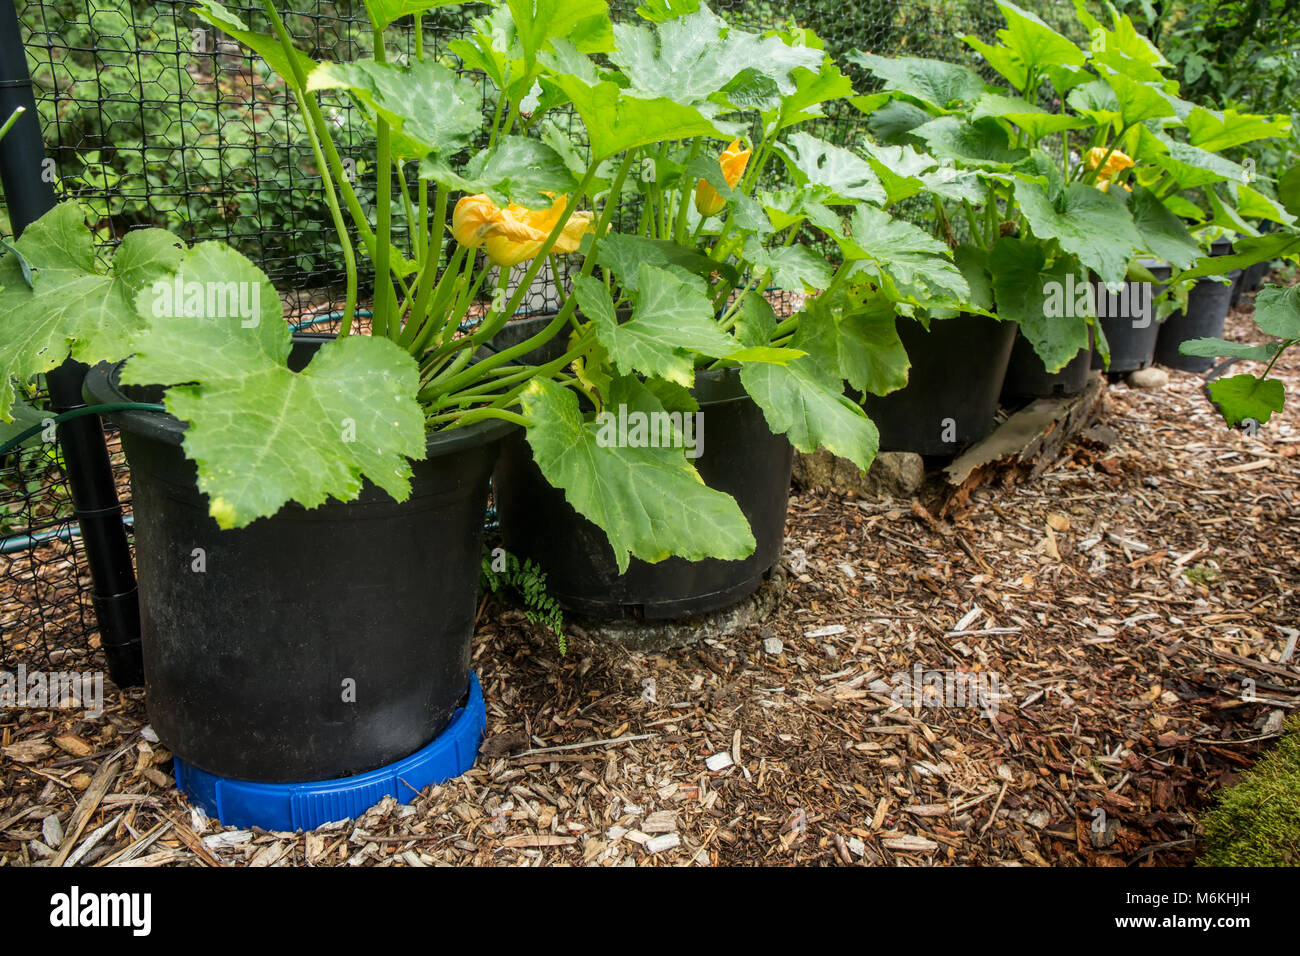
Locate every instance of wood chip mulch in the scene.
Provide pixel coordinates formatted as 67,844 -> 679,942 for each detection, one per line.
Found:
2,287 -> 1297,867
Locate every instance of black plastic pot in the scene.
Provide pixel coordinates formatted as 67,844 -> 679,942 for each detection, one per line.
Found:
1241,260 -> 1270,294
1091,261 -> 1169,374
492,366 -> 793,619
1155,273 -> 1241,373
84,336 -> 513,783
856,312 -> 1017,456
1001,329 -> 1092,402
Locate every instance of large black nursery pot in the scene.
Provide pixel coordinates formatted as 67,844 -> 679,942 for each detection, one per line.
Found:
856,312 -> 1017,456
1091,260 -> 1169,374
1001,329 -> 1092,403
1155,239 -> 1240,374
84,335 -> 512,783
493,365 -> 794,620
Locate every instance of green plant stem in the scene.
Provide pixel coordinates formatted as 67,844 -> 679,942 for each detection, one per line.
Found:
430,159 -> 620,398
0,107 -> 24,143
370,21 -> 396,339
260,0 -> 359,335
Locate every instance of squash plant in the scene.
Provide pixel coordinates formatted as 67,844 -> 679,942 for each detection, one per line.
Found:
0,0 -> 839,573
847,0 -> 1291,371
1178,282 -> 1298,429
557,3 -> 970,475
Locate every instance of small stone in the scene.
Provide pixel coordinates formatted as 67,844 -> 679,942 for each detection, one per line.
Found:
847,837 -> 865,857
1027,810 -> 1052,830
41,815 -> 63,848
1127,366 -> 1168,389
705,751 -> 734,772
762,637 -> 784,656
645,832 -> 680,854
140,725 -> 160,743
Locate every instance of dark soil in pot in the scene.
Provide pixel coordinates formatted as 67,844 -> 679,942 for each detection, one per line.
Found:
856,312 -> 1017,456
492,366 -> 794,620
84,334 -> 514,783
1091,261 -> 1169,374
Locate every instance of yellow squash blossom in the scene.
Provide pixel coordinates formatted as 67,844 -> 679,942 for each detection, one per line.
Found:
1086,147 -> 1135,193
451,193 -> 594,267
694,140 -> 751,217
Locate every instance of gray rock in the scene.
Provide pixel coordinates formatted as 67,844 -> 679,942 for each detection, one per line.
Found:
793,448 -> 926,499
1126,366 -> 1169,389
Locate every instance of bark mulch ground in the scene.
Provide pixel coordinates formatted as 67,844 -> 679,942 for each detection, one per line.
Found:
2,290 -> 1297,867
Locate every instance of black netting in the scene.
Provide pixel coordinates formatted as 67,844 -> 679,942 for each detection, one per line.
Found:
0,0 -> 1072,669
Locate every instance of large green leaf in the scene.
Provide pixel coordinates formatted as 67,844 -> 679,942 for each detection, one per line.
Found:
1205,374 -> 1286,428
548,75 -> 719,159
611,5 -> 820,112
765,60 -> 855,132
1253,284 -> 1300,341
507,0 -> 614,69
1186,107 -> 1290,153
740,313 -> 878,470
1177,338 -> 1280,362
824,291 -> 910,396
847,52 -> 984,110
866,99 -> 935,145
963,0 -> 1086,94
574,267 -> 733,385
1179,233 -> 1300,279
1235,184 -> 1296,227
743,238 -> 834,293
1136,127 -> 1249,190
988,237 -> 1090,372
839,206 -> 969,308
0,204 -> 183,421
1279,165 -> 1300,219
308,59 -> 482,160
1094,68 -> 1177,128
914,116 -> 1029,169
972,92 -> 1090,143
731,291 -> 777,348
121,243 -> 424,529
778,132 -> 885,205
421,135 -> 578,209
1129,185 -> 1200,269
591,233 -> 735,291
1016,181 -> 1141,288
856,139 -> 936,206
520,377 -> 755,572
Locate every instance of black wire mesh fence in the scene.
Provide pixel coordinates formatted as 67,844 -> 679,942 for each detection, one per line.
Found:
2,0 -> 1054,673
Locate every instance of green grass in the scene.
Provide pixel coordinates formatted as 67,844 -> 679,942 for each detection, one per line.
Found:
1199,716 -> 1300,866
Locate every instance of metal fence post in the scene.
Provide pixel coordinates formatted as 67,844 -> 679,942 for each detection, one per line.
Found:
0,0 -> 143,687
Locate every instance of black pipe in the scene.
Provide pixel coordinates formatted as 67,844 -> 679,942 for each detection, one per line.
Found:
0,0 -> 143,687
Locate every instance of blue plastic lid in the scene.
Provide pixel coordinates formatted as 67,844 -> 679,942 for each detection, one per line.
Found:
174,672 -> 486,832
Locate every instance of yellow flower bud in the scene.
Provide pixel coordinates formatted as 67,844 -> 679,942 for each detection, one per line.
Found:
694,139 -> 751,218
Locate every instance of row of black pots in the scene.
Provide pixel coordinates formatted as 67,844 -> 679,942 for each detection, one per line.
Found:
84,247 -> 1264,787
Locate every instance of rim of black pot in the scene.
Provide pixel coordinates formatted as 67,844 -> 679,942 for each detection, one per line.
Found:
83,353 -> 518,458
